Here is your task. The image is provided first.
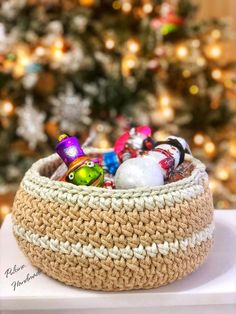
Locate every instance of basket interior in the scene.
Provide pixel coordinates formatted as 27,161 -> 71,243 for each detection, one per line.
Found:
37,151 -> 196,189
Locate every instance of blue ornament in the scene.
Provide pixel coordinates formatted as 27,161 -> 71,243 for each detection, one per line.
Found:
103,151 -> 120,175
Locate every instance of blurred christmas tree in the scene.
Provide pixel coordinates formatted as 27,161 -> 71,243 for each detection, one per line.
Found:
0,0 -> 236,209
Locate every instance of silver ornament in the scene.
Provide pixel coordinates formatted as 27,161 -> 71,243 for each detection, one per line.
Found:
50,83 -> 91,133
115,157 -> 164,189
17,96 -> 46,149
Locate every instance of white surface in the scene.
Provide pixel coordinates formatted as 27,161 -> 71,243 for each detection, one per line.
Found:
0,211 -> 236,314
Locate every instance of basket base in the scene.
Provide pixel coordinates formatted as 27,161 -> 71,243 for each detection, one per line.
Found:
15,236 -> 213,291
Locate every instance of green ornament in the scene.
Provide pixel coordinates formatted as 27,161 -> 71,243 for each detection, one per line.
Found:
160,24 -> 178,36
67,160 -> 104,186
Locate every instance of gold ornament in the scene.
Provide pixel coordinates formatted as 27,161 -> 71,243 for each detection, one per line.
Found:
189,85 -> 199,95
58,133 -> 68,142
112,1 -> 121,10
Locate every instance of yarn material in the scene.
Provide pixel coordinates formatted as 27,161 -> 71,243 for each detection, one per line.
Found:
15,235 -> 213,291
13,222 -> 214,258
12,151 -> 214,291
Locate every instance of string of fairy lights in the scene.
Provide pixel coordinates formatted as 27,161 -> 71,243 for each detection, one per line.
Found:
0,27 -> 232,115
0,0 -> 236,223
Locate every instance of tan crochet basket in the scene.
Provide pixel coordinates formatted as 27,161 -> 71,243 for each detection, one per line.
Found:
12,151 -> 214,291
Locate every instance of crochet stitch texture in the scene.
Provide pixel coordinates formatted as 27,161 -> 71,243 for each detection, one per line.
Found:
12,152 -> 214,291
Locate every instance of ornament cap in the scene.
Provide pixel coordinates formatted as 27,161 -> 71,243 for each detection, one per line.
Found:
58,134 -> 68,142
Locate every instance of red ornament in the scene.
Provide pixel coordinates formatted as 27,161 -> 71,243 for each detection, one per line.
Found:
114,126 -> 152,163
151,13 -> 184,29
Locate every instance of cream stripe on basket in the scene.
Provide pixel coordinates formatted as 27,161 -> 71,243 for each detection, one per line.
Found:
13,222 -> 214,260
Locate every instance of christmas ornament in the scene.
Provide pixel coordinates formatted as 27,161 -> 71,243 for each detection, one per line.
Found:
151,12 -> 184,36
99,151 -> 120,175
115,136 -> 191,189
56,134 -> 104,187
167,160 -> 194,183
17,96 -> 46,149
115,157 -> 164,189
114,125 -> 152,162
51,84 -> 91,133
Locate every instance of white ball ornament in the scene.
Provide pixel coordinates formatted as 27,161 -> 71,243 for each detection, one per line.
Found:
114,156 -> 164,189
114,136 -> 191,190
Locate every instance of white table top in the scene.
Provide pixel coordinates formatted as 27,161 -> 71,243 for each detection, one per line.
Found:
0,211 -> 236,312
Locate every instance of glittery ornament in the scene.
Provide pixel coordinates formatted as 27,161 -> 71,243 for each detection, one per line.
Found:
56,134 -> 104,187
100,151 -> 120,175
167,160 -> 194,183
114,126 -> 152,162
115,157 -> 164,189
17,96 -> 46,149
51,84 -> 91,133
115,136 -> 191,189
151,10 -> 184,36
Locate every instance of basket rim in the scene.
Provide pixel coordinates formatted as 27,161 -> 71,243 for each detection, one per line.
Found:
21,151 -> 208,198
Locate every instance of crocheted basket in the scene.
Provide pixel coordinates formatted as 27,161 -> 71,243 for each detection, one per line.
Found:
12,151 -> 214,291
